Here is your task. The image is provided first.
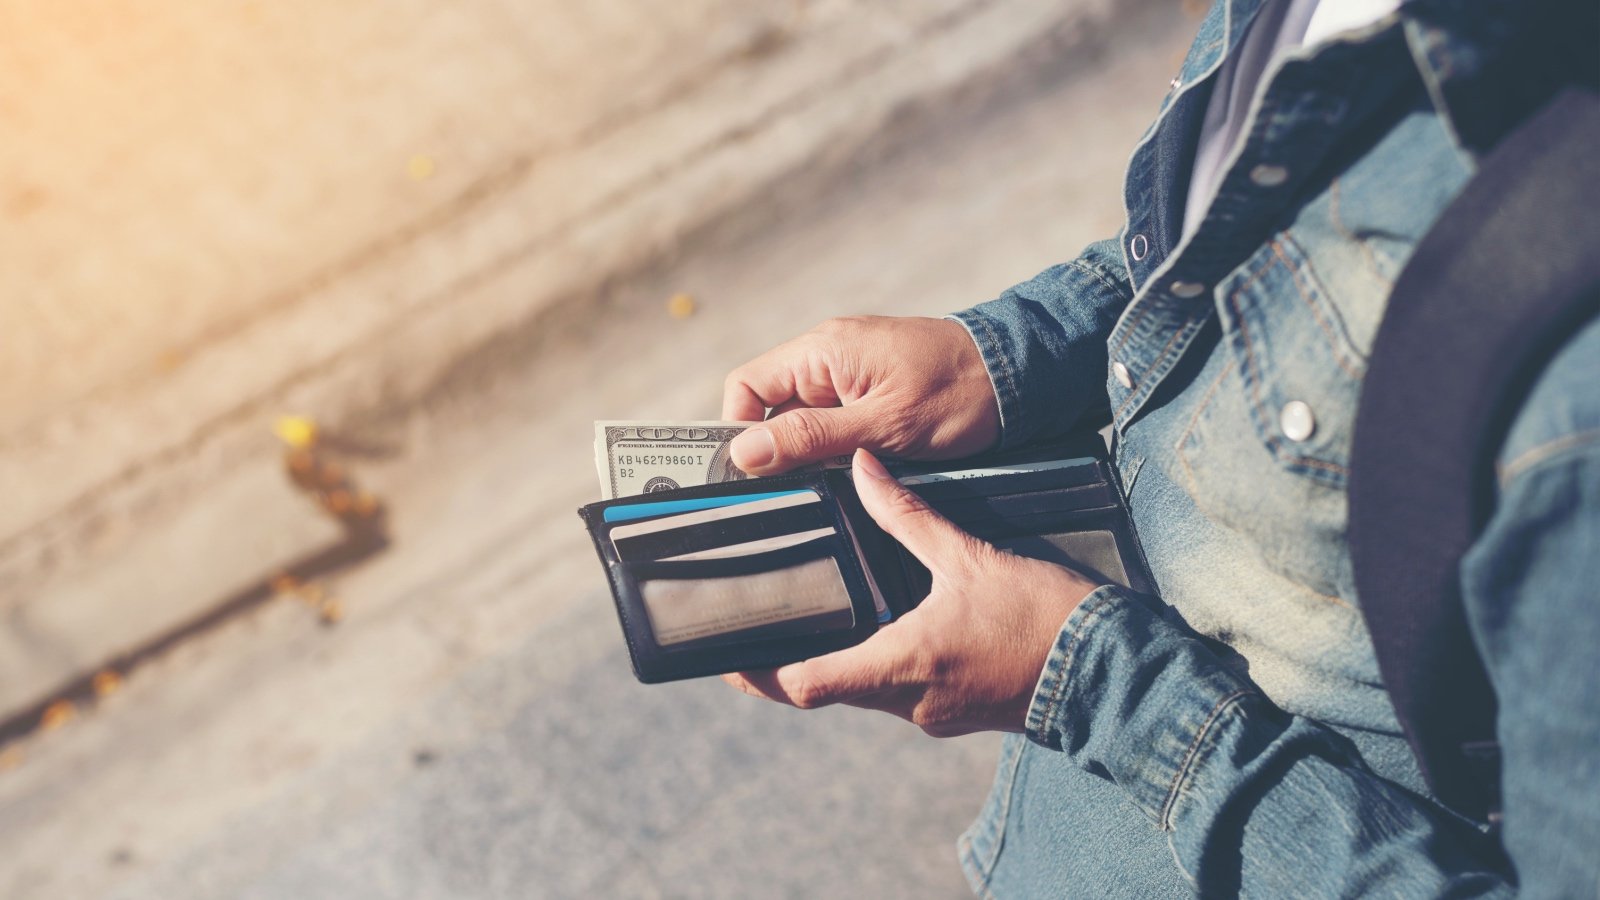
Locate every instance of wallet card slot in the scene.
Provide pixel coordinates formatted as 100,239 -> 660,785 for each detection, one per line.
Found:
628,532 -> 841,580
991,529 -> 1130,588
599,488 -> 817,523
925,483 -> 1119,526
657,528 -> 836,562
611,501 -> 834,562
905,464 -> 1109,503
625,535 -> 856,649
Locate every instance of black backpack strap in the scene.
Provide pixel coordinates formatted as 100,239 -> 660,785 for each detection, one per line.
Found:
1348,87 -> 1600,822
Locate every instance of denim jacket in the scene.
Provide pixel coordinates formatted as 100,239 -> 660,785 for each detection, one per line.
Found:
948,0 -> 1600,896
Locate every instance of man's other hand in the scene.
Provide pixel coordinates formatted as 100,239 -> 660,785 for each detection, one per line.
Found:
722,449 -> 1099,736
720,316 -> 1001,476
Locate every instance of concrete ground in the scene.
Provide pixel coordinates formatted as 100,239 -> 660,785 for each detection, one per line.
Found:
0,5 -> 1196,898
0,0 -> 1136,727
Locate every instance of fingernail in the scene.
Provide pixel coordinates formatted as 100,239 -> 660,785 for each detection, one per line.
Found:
732,427 -> 775,470
854,449 -> 893,482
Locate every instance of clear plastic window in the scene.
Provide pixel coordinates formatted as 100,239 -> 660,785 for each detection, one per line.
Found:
993,529 -> 1129,587
640,555 -> 854,647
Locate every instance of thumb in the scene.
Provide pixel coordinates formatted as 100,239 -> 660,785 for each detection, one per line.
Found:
738,630 -> 904,708
851,448 -> 984,576
730,405 -> 881,475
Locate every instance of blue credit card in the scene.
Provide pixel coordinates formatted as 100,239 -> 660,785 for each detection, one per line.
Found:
601,489 -> 816,523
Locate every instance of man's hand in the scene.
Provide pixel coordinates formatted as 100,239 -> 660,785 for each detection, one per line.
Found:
723,449 -> 1100,736
721,316 -> 1000,475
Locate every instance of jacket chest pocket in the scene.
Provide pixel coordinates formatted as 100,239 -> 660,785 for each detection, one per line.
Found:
1176,236 -> 1368,600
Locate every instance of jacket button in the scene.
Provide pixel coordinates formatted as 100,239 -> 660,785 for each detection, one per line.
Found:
1250,164 -> 1290,187
1280,400 -> 1316,441
1113,361 -> 1134,389
1129,233 -> 1149,261
1170,280 -> 1206,299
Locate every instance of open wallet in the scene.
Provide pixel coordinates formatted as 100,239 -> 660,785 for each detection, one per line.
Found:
577,431 -> 1154,683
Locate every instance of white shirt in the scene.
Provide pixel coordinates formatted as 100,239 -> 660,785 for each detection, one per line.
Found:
1181,0 -> 1403,241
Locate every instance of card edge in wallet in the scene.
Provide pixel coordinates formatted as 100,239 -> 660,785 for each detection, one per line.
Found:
579,470 -> 881,682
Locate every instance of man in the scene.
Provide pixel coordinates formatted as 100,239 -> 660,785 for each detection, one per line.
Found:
717,0 -> 1599,895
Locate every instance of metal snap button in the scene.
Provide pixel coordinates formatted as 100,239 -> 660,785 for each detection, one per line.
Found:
1129,233 -> 1149,261
1280,400 -> 1316,442
1169,76 -> 1182,89
1249,163 -> 1290,187
1112,361 -> 1134,389
1170,280 -> 1206,299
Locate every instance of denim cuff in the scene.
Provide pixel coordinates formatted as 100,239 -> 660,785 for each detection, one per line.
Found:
946,310 -> 1027,451
1025,584 -> 1263,826
942,246 -> 1132,451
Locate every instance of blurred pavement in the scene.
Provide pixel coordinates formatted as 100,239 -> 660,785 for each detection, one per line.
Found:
0,2 -> 1195,897
1,0 -> 1131,725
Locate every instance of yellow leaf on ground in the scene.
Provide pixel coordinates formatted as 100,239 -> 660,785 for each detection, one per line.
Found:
273,416 -> 318,449
40,700 -> 76,732
318,598 -> 345,625
667,292 -> 696,319
92,670 -> 123,698
407,155 -> 436,181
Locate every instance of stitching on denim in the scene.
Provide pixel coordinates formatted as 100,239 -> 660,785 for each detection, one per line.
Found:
1230,244 -> 1282,439
1327,178 -> 1396,291
985,739 -> 1028,880
1271,240 -> 1364,379
1172,360 -> 1356,606
1402,19 -> 1472,162
1112,313 -> 1200,423
1304,586 -> 1354,609
1499,427 -> 1600,484
1175,358 -> 1238,496
1069,258 -> 1132,301
972,313 -> 1020,439
1158,688 -> 1259,830
958,832 -> 1001,900
1228,241 -> 1280,300
1230,272 -> 1270,445
1035,595 -> 1105,741
1227,244 -> 1352,478
1111,297 -> 1159,357
1288,456 -> 1348,476
961,738 -> 1027,892
1035,590 -> 1117,745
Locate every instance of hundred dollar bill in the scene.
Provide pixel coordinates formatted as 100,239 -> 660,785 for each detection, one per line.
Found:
594,421 -> 849,499
595,421 -> 753,500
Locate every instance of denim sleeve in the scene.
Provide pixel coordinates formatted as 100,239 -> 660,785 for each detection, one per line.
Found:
947,237 -> 1132,449
1457,316 -> 1600,896
1457,440 -> 1600,895
1027,586 -> 1513,896
1020,316 -> 1600,895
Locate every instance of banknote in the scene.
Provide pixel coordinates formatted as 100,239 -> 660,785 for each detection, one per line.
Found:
594,421 -> 755,500
594,420 -> 848,499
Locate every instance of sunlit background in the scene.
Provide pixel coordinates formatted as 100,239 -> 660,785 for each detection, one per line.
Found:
0,1 -> 1197,896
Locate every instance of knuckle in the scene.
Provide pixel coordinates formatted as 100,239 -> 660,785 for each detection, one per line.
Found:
788,675 -> 825,710
780,408 -> 828,458
814,315 -> 874,343
884,485 -> 933,522
910,706 -> 949,735
813,317 -> 849,338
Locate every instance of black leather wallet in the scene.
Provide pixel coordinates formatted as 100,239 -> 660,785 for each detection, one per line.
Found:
577,432 -> 1152,683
